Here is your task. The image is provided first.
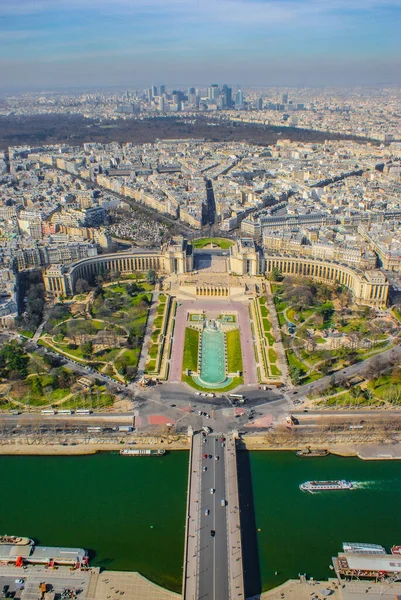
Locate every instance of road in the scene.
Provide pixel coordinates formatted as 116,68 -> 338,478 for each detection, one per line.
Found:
198,434 -> 229,600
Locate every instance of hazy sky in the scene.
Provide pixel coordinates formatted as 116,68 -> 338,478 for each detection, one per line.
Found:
0,0 -> 400,90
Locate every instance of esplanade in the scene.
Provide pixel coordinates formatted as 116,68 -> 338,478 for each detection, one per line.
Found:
43,236 -> 389,307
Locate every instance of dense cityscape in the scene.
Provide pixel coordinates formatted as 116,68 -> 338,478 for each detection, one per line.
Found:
1,0 -> 401,596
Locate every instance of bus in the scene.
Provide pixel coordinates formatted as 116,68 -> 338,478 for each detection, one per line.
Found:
76,409 -> 92,415
41,410 -> 56,415
59,410 -> 73,415
87,427 -> 102,433
229,394 -> 245,403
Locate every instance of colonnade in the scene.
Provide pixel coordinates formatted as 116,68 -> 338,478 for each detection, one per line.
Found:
196,286 -> 229,297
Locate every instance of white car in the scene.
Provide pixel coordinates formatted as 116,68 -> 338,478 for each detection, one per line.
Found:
210,488 -> 215,494
204,509 -> 210,516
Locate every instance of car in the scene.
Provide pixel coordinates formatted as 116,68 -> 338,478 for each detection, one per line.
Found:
195,392 -> 201,396
221,499 -> 226,507
210,488 -> 215,494
210,530 -> 215,537
202,466 -> 207,472
303,409 -> 309,413
170,404 -> 176,407
2,586 -> 9,596
221,442 -> 225,447
215,455 -> 219,460
209,454 -> 212,459
203,453 -> 207,459
204,509 -> 210,516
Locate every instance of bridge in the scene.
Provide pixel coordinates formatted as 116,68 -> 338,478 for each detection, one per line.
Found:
183,432 -> 245,600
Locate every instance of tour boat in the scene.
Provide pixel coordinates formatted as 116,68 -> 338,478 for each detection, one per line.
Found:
299,480 -> 353,492
296,449 -> 329,457
120,448 -> 166,456
343,542 -> 386,554
0,536 -> 33,546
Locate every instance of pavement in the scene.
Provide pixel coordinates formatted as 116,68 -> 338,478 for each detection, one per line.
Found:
0,564 -> 179,600
259,578 -> 401,600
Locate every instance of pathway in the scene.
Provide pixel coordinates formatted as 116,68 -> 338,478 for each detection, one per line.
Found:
136,283 -> 160,378
265,283 -> 290,383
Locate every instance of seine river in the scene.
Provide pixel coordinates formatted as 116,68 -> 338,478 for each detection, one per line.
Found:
1,451 -> 401,594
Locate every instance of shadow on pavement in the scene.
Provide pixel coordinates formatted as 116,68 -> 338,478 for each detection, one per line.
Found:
236,445 -> 262,598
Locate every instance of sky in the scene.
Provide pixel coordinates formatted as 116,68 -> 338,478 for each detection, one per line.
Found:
0,0 -> 400,90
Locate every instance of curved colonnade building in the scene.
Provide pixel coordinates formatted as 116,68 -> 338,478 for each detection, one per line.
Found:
43,236 -> 388,307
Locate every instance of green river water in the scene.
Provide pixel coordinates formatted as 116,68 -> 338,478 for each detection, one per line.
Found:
1,451 -> 401,594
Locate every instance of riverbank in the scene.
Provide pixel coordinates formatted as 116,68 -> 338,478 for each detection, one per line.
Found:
2,434 -> 401,460
241,435 -> 401,460
0,435 -> 189,456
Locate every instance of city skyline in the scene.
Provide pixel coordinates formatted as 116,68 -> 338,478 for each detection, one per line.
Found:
0,0 -> 400,89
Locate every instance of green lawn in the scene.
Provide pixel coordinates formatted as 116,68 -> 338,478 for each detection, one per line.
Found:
151,329 -> 161,342
157,304 -> 166,315
270,365 -> 282,376
262,318 -> 272,332
226,329 -> 243,373
260,305 -> 269,318
19,330 -> 34,338
278,312 -> 287,327
268,348 -> 277,363
182,328 -> 199,373
147,344 -> 159,359
265,333 -> 275,346
153,316 -> 163,328
145,360 -> 157,373
192,238 -> 234,250
286,351 -> 308,372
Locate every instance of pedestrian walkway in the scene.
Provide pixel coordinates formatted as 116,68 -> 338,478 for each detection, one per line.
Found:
137,284 -> 160,378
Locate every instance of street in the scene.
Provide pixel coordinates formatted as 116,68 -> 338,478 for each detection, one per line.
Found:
197,434 -> 229,600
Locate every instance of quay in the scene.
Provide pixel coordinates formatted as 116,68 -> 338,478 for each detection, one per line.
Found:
182,432 -> 245,600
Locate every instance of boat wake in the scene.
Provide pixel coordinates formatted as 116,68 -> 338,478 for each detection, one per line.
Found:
351,479 -> 401,491
351,480 -> 376,490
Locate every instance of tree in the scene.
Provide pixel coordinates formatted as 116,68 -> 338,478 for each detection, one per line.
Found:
317,301 -> 334,324
0,341 -> 29,379
82,341 -> 93,358
290,366 -> 303,385
146,269 -> 156,285
269,267 -> 284,282
75,278 -> 90,294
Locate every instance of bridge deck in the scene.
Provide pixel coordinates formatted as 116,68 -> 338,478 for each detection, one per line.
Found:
183,433 -> 244,600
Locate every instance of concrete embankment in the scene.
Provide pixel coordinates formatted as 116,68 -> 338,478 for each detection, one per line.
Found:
0,436 -> 190,456
2,434 -> 401,460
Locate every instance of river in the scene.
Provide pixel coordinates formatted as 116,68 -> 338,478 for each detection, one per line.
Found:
1,451 -> 401,594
